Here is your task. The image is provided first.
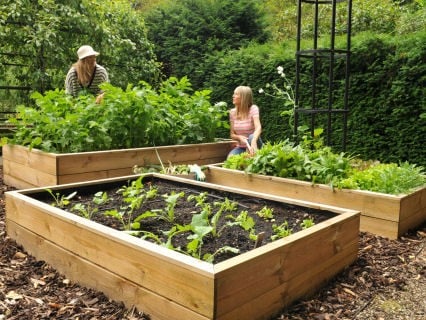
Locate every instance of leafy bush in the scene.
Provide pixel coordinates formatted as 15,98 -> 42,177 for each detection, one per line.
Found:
2,77 -> 228,153
0,0 -> 161,100
144,0 -> 269,89
262,0 -> 424,42
223,135 -> 426,195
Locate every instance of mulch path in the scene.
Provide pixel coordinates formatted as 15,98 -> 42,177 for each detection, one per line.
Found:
1,167 -> 425,320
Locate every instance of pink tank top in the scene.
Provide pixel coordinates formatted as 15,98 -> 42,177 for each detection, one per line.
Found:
229,105 -> 259,148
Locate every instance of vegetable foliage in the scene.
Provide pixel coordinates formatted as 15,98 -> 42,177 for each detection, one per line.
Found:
2,77 -> 228,153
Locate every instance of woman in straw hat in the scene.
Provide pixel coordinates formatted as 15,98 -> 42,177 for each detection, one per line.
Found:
65,45 -> 109,103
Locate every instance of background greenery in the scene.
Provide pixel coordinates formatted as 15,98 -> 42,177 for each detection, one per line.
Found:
0,0 -> 161,107
1,0 -> 425,166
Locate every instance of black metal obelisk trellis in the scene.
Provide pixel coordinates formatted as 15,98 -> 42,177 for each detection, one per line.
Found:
294,0 -> 352,150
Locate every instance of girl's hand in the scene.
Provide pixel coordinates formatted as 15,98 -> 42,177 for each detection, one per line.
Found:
245,139 -> 254,155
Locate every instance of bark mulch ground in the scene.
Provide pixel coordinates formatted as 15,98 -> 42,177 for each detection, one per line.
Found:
0,167 -> 425,320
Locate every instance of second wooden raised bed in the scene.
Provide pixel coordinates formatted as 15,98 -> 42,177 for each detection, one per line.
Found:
2,141 -> 233,189
5,173 -> 359,320
205,165 -> 426,239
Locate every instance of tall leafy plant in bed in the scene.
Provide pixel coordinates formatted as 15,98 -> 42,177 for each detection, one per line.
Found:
2,77 -> 228,153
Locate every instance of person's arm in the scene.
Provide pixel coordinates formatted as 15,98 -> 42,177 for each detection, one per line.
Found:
94,65 -> 109,104
65,68 -> 78,97
249,115 -> 262,154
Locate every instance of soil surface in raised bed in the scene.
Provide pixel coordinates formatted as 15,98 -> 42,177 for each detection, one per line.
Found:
33,175 -> 336,264
1,168 -> 425,320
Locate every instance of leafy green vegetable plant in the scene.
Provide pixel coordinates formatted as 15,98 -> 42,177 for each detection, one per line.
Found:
155,191 -> 185,223
223,131 -> 425,195
2,77 -> 228,153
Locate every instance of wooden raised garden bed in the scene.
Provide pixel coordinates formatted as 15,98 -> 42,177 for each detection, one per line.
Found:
5,174 -> 359,320
2,141 -> 233,189
205,165 -> 426,240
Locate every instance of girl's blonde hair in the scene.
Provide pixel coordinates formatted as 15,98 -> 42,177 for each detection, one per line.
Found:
235,86 -> 253,119
73,57 -> 95,86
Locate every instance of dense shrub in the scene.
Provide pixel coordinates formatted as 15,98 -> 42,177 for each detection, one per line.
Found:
143,0 -> 269,89
347,31 -> 426,166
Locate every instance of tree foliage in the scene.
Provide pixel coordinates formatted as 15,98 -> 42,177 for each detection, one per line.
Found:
262,0 -> 425,42
0,0 -> 161,108
143,0 -> 269,89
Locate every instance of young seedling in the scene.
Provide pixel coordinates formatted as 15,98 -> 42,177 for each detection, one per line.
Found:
105,177 -> 159,231
300,218 -> 315,229
256,206 -> 275,220
45,189 -> 77,208
202,246 -> 240,263
226,210 -> 255,232
72,191 -> 110,219
154,191 -> 185,223
271,221 -> 292,240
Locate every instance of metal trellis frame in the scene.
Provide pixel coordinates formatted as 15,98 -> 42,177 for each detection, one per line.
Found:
295,0 -> 352,150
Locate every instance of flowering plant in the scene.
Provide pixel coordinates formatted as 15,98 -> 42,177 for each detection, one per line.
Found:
259,66 -> 297,129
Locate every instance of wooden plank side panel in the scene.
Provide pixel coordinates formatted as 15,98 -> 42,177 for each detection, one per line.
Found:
214,213 -> 359,317
2,144 -> 57,173
6,221 -> 209,320
398,205 -> 426,237
399,187 -> 426,222
3,158 -> 58,188
57,167 -> 135,184
5,193 -> 215,318
206,166 -> 402,222
217,240 -> 358,320
360,215 -> 398,239
57,142 -> 233,175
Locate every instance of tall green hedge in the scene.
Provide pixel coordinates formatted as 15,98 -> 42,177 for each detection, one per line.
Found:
347,31 -> 426,166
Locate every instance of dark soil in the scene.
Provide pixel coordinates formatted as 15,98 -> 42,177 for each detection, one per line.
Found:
1,167 -> 425,320
34,175 -> 336,264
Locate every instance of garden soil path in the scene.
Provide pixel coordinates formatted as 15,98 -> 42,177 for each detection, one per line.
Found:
0,165 -> 425,320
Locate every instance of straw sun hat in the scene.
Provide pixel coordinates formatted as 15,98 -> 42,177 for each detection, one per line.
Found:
77,45 -> 100,60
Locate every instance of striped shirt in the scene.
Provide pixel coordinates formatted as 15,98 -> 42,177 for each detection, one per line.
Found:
230,105 -> 260,148
65,64 -> 109,97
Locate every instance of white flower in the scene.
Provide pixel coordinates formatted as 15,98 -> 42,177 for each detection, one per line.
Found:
258,88 -> 264,94
277,66 -> 284,75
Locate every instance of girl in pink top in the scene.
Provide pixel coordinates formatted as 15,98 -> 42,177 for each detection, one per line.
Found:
228,86 -> 263,158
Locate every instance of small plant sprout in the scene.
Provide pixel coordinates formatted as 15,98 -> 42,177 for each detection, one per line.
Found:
105,177 -> 159,231
187,209 -> 214,259
271,221 -> 293,240
256,206 -> 275,220
301,218 -> 315,229
187,192 -> 208,207
71,191 -> 109,219
45,189 -> 77,208
226,210 -> 255,232
157,191 -> 185,223
202,246 -> 240,263
162,224 -> 192,251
